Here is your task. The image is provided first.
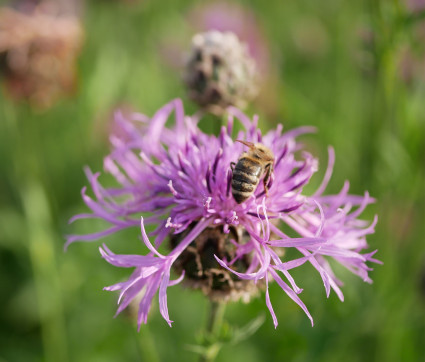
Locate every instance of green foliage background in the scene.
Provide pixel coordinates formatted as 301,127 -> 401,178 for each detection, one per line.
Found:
0,0 -> 424,361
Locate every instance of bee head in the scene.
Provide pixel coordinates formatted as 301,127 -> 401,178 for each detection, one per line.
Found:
254,143 -> 274,161
255,144 -> 268,153
236,140 -> 274,162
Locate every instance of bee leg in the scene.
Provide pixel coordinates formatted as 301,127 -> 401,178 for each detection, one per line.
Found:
230,162 -> 236,171
263,164 -> 273,197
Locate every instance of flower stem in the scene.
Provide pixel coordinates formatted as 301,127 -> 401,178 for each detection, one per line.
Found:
7,103 -> 69,362
21,181 -> 69,362
199,301 -> 226,362
134,324 -> 160,362
207,301 -> 226,336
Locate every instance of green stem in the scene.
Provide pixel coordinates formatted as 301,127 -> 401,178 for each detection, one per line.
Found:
216,113 -> 224,136
134,324 -> 161,362
6,103 -> 69,362
199,301 -> 226,362
21,181 -> 69,362
206,301 -> 226,337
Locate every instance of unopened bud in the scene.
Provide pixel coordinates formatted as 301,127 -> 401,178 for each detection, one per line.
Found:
184,31 -> 258,113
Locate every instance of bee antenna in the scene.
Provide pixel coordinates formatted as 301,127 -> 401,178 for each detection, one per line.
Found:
236,140 -> 255,149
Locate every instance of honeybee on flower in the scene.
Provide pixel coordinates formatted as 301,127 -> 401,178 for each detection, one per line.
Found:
67,99 -> 380,329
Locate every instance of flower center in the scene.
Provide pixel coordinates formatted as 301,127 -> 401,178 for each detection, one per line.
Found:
169,223 -> 260,302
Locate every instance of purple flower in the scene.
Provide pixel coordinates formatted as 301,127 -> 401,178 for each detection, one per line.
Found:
67,99 -> 380,329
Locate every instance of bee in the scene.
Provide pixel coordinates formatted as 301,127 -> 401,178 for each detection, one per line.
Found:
231,140 -> 275,204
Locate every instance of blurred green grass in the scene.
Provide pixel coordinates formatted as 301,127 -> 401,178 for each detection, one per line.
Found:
0,0 -> 424,361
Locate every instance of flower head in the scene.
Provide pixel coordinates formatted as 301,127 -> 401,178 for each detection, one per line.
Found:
67,99 -> 380,329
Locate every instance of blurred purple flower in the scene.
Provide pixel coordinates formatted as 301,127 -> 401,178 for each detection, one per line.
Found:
67,99 -> 380,329
406,0 -> 425,12
0,2 -> 83,109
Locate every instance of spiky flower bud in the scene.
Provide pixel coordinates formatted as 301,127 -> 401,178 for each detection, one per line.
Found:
184,30 -> 258,113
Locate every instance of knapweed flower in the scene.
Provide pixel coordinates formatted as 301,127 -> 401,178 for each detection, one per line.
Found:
0,3 -> 82,109
184,31 -> 258,113
67,99 -> 380,329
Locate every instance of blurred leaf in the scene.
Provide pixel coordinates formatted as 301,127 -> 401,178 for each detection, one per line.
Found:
231,313 -> 266,345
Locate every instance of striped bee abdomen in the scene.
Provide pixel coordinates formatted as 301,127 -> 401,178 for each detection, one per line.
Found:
232,157 -> 262,204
